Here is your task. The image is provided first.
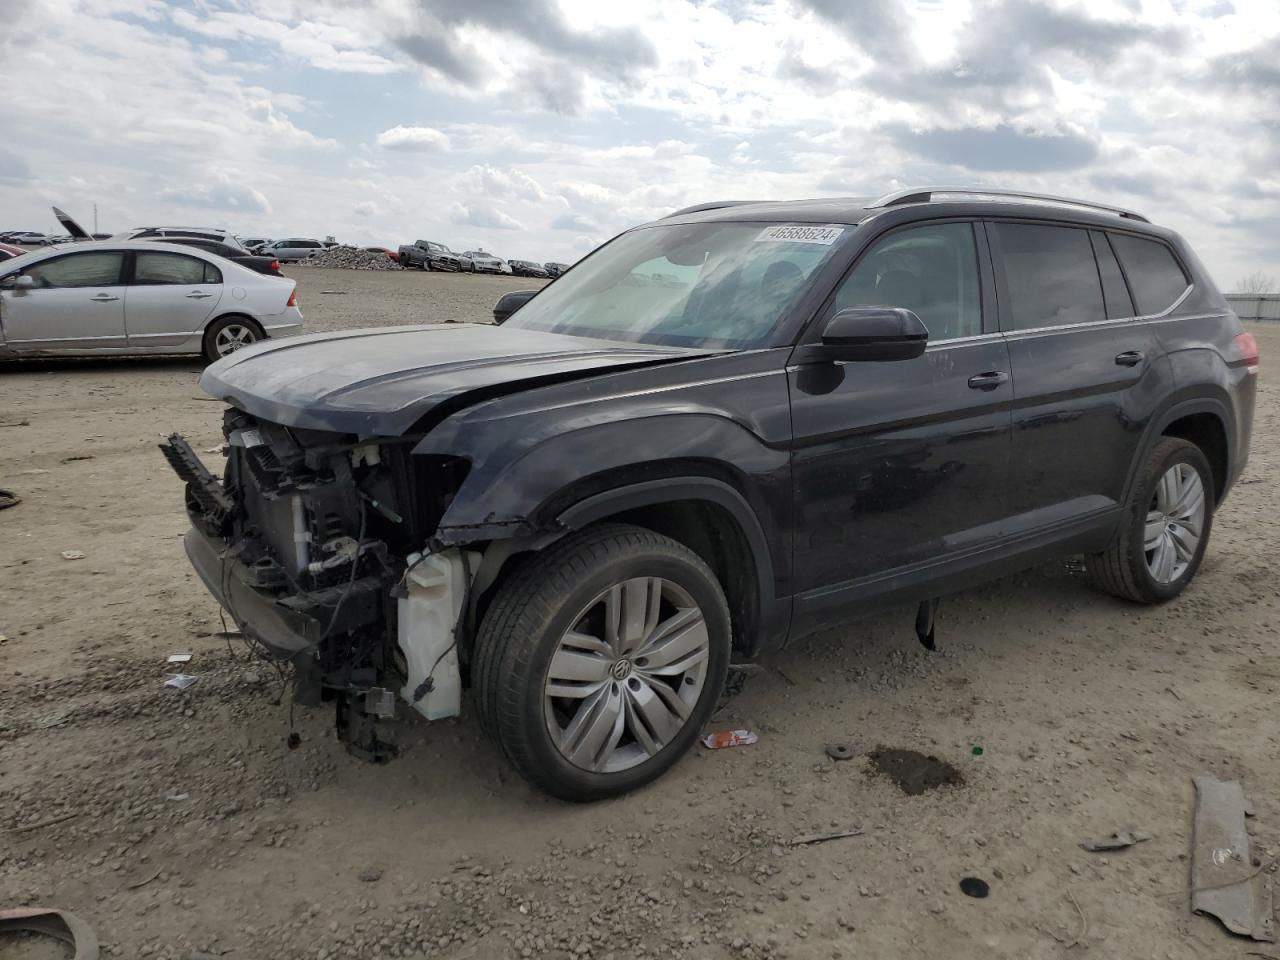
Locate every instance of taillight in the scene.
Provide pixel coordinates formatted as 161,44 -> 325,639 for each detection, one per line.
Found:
1234,332 -> 1259,374
270,259 -> 280,273
287,288 -> 297,307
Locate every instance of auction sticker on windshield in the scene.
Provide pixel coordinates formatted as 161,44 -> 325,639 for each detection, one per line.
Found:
755,224 -> 844,244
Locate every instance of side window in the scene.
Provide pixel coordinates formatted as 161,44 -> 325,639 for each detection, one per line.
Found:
990,223 -> 1105,331
1089,231 -> 1135,319
133,252 -> 211,285
831,222 -> 982,340
21,252 -> 123,289
1108,233 -> 1189,316
203,261 -> 222,284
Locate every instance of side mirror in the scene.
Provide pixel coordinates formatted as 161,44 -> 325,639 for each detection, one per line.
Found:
492,289 -> 539,324
817,306 -> 928,362
14,275 -> 35,291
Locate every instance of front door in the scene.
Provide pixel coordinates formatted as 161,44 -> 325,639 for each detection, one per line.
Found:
789,220 -> 1013,627
0,250 -> 126,351
124,251 -> 223,347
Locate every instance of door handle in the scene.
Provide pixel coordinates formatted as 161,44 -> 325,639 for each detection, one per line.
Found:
185,292 -> 213,299
1115,350 -> 1144,367
967,371 -> 1008,391
89,294 -> 119,302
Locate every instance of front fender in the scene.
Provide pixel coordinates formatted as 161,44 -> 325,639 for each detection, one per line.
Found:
411,350 -> 795,583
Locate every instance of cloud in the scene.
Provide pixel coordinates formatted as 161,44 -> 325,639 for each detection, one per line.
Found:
353,201 -> 378,217
0,147 -> 33,183
159,177 -> 271,214
450,203 -> 523,231
889,124 -> 1099,172
551,212 -> 597,231
386,0 -> 658,114
376,125 -> 449,152
459,165 -> 545,201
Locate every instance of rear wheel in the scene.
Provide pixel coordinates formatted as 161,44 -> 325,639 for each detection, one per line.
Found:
473,524 -> 730,801
1086,437 -> 1213,603
202,316 -> 261,363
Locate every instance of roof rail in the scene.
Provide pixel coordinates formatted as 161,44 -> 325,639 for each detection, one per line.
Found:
866,187 -> 1150,223
664,200 -> 770,219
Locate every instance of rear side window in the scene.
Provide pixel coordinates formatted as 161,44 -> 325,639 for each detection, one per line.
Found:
21,252 -> 123,288
991,223 -> 1104,331
1109,233 -> 1189,316
1089,231 -> 1135,319
134,252 -> 220,285
832,222 -> 982,340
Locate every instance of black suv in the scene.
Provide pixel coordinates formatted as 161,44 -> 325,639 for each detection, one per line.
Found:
163,187 -> 1257,801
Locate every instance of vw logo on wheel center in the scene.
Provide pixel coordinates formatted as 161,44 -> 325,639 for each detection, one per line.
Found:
611,659 -> 633,681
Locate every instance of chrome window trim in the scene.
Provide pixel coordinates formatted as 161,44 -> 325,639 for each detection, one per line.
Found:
1000,283 -> 1195,339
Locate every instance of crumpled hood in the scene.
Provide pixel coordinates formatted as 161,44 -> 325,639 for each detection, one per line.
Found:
200,323 -> 708,438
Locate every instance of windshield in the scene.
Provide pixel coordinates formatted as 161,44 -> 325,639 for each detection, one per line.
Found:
504,221 -> 852,349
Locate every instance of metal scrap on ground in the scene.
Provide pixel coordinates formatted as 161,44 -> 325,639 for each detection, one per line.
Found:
1191,775 -> 1275,942
0,906 -> 99,959
1080,829 -> 1152,852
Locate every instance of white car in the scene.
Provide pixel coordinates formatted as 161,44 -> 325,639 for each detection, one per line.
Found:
260,238 -> 326,262
462,250 -> 509,274
0,241 -> 303,363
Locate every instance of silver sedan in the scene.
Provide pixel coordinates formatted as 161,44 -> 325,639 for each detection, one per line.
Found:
0,241 -> 303,362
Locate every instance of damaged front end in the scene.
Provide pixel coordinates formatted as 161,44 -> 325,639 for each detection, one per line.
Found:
160,411 -> 475,763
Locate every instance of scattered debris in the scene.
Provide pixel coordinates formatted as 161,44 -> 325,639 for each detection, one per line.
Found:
1047,888 -> 1089,947
723,662 -> 764,697
358,866 -> 384,883
702,730 -> 758,749
971,744 -> 985,757
959,877 -> 990,899
60,455 -> 94,463
61,550 -> 85,560
825,743 -> 855,761
126,868 -> 162,890
1080,829 -> 1151,852
167,653 -> 193,664
10,812 -> 80,834
164,674 -> 199,690
295,246 -> 405,270
0,906 -> 98,960
868,747 -> 964,796
0,418 -> 30,427
166,793 -> 189,802
1191,775 -> 1275,942
0,490 -> 18,511
320,290 -> 349,294
787,828 -> 864,847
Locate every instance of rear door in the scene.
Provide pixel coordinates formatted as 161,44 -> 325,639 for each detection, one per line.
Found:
990,220 -> 1171,529
0,250 -> 126,351
124,251 -> 223,348
789,219 -> 1014,625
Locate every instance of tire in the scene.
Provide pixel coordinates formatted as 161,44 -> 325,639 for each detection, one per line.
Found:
1086,437 -> 1214,603
202,316 -> 262,363
473,523 -> 731,801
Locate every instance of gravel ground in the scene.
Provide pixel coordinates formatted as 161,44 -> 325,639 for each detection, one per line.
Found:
1,268 -> 1278,959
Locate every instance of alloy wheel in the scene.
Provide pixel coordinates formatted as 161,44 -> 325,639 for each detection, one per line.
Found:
214,323 -> 258,357
1144,462 -> 1205,583
544,577 -> 709,773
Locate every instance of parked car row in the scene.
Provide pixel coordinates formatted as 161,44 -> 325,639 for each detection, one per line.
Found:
394,239 -> 570,277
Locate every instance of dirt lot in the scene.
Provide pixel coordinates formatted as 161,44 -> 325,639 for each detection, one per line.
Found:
2,268 -> 1277,960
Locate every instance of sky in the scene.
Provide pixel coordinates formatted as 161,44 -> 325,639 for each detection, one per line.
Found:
0,0 -> 1277,287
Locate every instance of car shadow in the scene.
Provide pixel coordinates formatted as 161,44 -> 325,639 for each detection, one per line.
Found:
0,355 -> 206,374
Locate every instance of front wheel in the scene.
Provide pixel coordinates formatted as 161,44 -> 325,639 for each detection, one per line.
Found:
1086,437 -> 1213,603
473,524 -> 731,801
